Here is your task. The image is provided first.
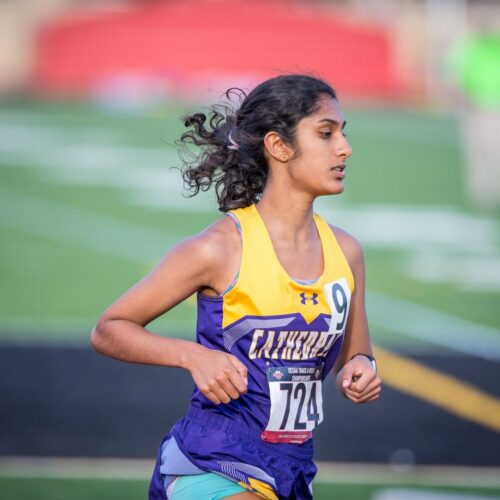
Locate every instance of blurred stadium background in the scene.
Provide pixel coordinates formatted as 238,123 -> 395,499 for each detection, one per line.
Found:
1,0 -> 500,499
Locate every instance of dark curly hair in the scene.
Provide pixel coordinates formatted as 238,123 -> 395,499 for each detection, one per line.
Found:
179,74 -> 337,212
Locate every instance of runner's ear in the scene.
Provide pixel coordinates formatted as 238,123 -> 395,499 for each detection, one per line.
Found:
263,131 -> 292,162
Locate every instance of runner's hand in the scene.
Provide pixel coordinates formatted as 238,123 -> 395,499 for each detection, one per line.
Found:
336,355 -> 381,403
185,345 -> 248,404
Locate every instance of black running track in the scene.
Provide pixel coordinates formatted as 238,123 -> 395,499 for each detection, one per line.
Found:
1,343 -> 499,465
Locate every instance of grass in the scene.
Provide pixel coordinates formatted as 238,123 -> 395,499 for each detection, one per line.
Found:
0,99 -> 499,346
1,477 -> 500,500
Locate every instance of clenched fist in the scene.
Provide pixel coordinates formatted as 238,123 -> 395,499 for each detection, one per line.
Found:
336,354 -> 382,403
185,345 -> 248,405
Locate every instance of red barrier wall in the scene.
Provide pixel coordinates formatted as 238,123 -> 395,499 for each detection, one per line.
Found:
32,0 -> 406,100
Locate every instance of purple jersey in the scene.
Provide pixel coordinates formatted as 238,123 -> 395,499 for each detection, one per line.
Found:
149,204 -> 355,499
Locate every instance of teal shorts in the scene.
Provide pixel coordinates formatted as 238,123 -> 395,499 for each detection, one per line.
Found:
168,472 -> 247,499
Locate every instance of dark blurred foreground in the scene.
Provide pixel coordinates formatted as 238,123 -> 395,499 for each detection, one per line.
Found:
1,344 -> 499,466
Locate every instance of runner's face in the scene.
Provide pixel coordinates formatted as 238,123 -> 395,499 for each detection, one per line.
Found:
288,95 -> 352,196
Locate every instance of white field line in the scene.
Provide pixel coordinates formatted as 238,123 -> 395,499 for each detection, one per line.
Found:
0,457 -> 499,489
0,457 -> 154,481
317,202 -> 500,293
315,202 -> 498,255
3,135 -> 500,289
0,119 -> 215,212
0,113 -> 496,243
0,120 -> 124,147
2,118 -> 498,290
1,188 -> 499,358
0,109 -> 460,148
367,291 -> 500,361
405,250 -> 500,293
314,462 -> 500,489
0,317 -> 196,346
372,490 -> 494,500
0,187 -> 177,263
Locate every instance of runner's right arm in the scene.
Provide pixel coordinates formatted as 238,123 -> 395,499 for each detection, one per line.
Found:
91,218 -> 247,404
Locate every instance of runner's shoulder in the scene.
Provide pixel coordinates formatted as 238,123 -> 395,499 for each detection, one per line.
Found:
327,224 -> 364,270
175,215 -> 240,270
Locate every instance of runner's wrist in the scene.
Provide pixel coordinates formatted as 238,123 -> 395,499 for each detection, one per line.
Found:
179,342 -> 206,371
349,352 -> 377,372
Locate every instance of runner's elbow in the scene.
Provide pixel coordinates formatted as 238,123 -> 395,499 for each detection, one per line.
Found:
90,319 -> 112,354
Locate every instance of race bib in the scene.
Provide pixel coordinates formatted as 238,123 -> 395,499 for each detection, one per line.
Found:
261,365 -> 323,444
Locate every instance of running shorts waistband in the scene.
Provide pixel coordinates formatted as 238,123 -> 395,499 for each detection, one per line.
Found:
185,406 -> 314,461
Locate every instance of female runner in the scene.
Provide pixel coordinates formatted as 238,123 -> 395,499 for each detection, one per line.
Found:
92,74 -> 382,500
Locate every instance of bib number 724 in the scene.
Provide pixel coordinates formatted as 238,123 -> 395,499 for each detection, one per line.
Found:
261,365 -> 323,444
278,381 -> 321,430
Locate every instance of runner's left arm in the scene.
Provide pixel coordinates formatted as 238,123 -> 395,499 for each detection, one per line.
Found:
331,228 -> 382,404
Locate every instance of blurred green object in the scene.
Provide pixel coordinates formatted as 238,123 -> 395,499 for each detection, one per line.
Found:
452,34 -> 500,105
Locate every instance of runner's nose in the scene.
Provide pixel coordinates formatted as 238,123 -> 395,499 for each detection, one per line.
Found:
336,135 -> 352,159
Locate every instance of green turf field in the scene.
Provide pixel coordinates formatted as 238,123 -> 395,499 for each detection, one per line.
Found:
1,477 -> 500,500
1,98 -> 500,497
1,99 -> 498,353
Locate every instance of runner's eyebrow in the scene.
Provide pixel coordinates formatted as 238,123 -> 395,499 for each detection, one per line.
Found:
317,119 -> 347,129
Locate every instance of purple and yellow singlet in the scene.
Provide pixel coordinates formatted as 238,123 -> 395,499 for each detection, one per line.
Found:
149,204 -> 355,500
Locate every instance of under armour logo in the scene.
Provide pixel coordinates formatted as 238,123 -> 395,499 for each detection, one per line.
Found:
300,293 -> 318,305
